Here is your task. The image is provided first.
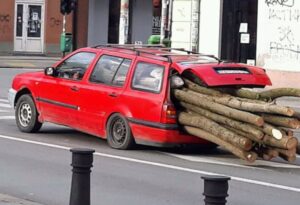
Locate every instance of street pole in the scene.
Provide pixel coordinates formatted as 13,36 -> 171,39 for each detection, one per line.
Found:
62,14 -> 66,57
201,175 -> 231,205
160,0 -> 168,44
119,0 -> 129,44
69,148 -> 95,205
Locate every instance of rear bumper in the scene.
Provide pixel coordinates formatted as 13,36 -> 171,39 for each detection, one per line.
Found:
128,121 -> 211,146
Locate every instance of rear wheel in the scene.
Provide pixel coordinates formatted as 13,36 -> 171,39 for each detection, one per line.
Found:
106,113 -> 135,149
15,94 -> 42,133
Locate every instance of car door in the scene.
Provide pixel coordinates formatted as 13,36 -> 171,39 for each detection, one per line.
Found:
36,51 -> 97,126
76,52 -> 133,136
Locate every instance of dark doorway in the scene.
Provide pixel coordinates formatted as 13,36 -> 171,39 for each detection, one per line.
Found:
221,0 -> 258,63
108,0 -> 120,43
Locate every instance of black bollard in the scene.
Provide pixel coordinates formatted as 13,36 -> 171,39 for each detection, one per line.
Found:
201,175 -> 231,205
69,148 -> 95,205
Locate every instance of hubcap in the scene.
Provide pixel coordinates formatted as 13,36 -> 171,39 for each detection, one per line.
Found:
112,118 -> 126,144
18,102 -> 32,127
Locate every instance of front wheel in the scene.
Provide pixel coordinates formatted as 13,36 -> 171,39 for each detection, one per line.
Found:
15,94 -> 42,133
106,113 -> 135,149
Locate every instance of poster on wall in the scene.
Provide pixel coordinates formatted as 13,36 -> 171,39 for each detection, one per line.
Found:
152,0 -> 161,35
256,0 -> 300,71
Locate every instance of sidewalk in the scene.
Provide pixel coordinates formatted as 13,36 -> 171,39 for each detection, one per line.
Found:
0,56 -> 61,69
0,193 -> 43,205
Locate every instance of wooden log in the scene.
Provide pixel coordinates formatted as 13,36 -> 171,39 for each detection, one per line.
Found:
174,89 -> 264,126
183,126 -> 257,162
262,135 -> 298,150
274,147 -> 296,157
259,88 -> 300,100
279,155 -> 296,162
183,78 -> 225,96
259,123 -> 283,140
184,89 -> 295,117
229,88 -> 261,100
178,112 -> 253,150
222,125 -> 263,143
261,114 -> 300,129
181,102 -> 264,140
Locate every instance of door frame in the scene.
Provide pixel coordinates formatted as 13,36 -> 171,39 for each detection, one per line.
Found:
14,0 -> 45,53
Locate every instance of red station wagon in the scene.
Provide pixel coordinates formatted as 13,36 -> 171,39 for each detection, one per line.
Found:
8,45 -> 272,149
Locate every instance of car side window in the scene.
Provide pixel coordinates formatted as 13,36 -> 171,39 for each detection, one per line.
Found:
56,52 -> 96,80
132,62 -> 164,93
89,55 -> 131,86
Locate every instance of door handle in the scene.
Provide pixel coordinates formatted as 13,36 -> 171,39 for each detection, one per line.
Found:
70,86 -> 79,91
108,92 -> 118,97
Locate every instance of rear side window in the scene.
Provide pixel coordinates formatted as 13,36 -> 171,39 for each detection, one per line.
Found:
90,55 -> 131,86
132,62 -> 164,93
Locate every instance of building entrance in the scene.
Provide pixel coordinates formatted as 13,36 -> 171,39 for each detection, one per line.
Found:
221,0 -> 258,64
14,0 -> 45,53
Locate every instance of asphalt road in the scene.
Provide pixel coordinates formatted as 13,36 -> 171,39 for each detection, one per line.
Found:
0,68 -> 300,205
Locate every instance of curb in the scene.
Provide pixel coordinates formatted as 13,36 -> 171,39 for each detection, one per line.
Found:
0,193 -> 43,205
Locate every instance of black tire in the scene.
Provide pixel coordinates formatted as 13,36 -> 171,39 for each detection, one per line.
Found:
106,113 -> 135,149
15,94 -> 42,133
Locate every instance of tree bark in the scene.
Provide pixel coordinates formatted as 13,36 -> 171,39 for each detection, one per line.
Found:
183,126 -> 257,162
183,78 -> 225,96
259,123 -> 283,140
262,135 -> 298,150
174,89 -> 264,126
261,114 -> 300,129
259,88 -> 300,100
180,102 -> 264,140
184,89 -> 295,117
178,112 -> 253,150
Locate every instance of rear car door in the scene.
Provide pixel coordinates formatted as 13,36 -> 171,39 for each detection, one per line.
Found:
76,52 -> 133,136
36,51 -> 97,126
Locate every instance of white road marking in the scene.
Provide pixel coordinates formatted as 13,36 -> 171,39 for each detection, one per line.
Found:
0,99 -> 9,103
0,103 -> 11,108
166,153 -> 300,169
0,116 -> 15,120
0,110 -> 9,112
0,134 -> 299,193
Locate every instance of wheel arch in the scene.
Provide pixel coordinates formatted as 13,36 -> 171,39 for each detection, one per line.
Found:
15,88 -> 32,107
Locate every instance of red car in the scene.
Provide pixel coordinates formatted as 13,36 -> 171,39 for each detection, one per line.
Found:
8,45 -> 272,149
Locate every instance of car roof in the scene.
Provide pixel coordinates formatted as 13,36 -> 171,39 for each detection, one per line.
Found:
88,44 -> 221,64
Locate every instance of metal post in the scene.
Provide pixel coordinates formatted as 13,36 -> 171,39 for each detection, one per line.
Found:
160,0 -> 168,44
119,0 -> 129,44
69,148 -> 95,205
201,175 -> 231,205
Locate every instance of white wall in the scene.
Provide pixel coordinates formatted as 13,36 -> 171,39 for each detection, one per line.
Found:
198,0 -> 222,57
256,0 -> 300,71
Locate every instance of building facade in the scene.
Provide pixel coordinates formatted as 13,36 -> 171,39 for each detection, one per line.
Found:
0,0 -> 87,56
175,0 -> 300,88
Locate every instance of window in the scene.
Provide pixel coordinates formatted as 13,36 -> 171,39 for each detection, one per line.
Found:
132,62 -> 164,93
90,55 -> 131,86
56,52 -> 96,80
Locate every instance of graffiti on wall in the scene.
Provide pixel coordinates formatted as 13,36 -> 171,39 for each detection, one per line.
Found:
50,17 -> 62,27
267,1 -> 300,62
257,0 -> 300,70
0,14 -> 11,36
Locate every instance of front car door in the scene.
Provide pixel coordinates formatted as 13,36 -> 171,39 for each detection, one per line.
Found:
77,52 -> 133,136
36,51 -> 97,126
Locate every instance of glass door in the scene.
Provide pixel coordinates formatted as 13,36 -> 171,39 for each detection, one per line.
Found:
14,2 -> 44,53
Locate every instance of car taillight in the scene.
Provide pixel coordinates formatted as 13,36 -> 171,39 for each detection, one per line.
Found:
161,102 -> 177,124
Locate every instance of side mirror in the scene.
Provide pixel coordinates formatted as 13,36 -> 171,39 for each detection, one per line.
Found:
44,67 -> 55,76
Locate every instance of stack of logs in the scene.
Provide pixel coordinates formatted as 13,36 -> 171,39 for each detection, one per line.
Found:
174,78 -> 300,163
